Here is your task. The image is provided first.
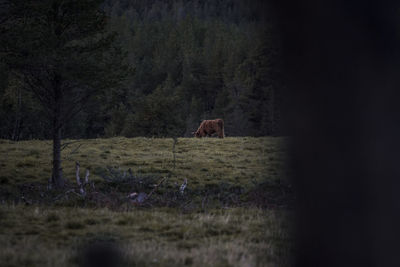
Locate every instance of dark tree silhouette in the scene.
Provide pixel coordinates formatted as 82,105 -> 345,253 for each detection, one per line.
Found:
0,0 -> 128,187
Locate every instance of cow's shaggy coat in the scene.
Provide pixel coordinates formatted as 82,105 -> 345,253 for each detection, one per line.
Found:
193,119 -> 225,138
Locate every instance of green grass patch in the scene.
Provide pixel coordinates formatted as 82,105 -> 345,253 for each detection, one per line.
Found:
0,137 -> 288,187
0,137 -> 292,266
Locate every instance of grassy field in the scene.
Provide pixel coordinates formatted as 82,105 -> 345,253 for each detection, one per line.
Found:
0,137 -> 292,266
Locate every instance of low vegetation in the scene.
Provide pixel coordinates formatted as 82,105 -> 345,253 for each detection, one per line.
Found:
0,137 -> 293,266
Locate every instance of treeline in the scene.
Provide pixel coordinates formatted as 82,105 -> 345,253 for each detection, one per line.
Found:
0,0 -> 282,140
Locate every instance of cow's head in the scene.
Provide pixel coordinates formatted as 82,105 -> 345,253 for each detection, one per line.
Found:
192,131 -> 201,138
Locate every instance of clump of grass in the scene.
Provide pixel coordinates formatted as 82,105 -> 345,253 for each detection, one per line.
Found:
27,149 -> 40,157
46,213 -> 59,222
65,221 -> 85,230
116,219 -> 128,226
84,218 -> 98,225
16,160 -> 35,168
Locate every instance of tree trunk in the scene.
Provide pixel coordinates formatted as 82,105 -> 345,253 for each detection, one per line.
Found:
269,88 -> 275,136
52,121 -> 64,188
51,74 -> 64,188
11,87 -> 22,141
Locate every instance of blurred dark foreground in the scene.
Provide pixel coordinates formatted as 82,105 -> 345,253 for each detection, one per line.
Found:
79,240 -> 122,267
273,0 -> 400,266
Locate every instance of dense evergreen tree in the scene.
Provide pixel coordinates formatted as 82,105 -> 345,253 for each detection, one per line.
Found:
0,0 -> 128,186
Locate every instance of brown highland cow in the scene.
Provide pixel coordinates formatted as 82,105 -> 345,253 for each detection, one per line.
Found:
193,119 -> 225,138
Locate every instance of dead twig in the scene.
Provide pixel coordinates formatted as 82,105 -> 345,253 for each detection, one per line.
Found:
61,140 -> 80,151
172,137 -> 178,170
147,176 -> 167,199
21,195 -> 32,205
128,176 -> 167,205
53,189 -> 81,201
63,144 -> 83,161
84,169 -> 90,184
180,178 -> 187,195
76,161 -> 91,196
201,193 -> 209,211
76,162 -> 81,186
